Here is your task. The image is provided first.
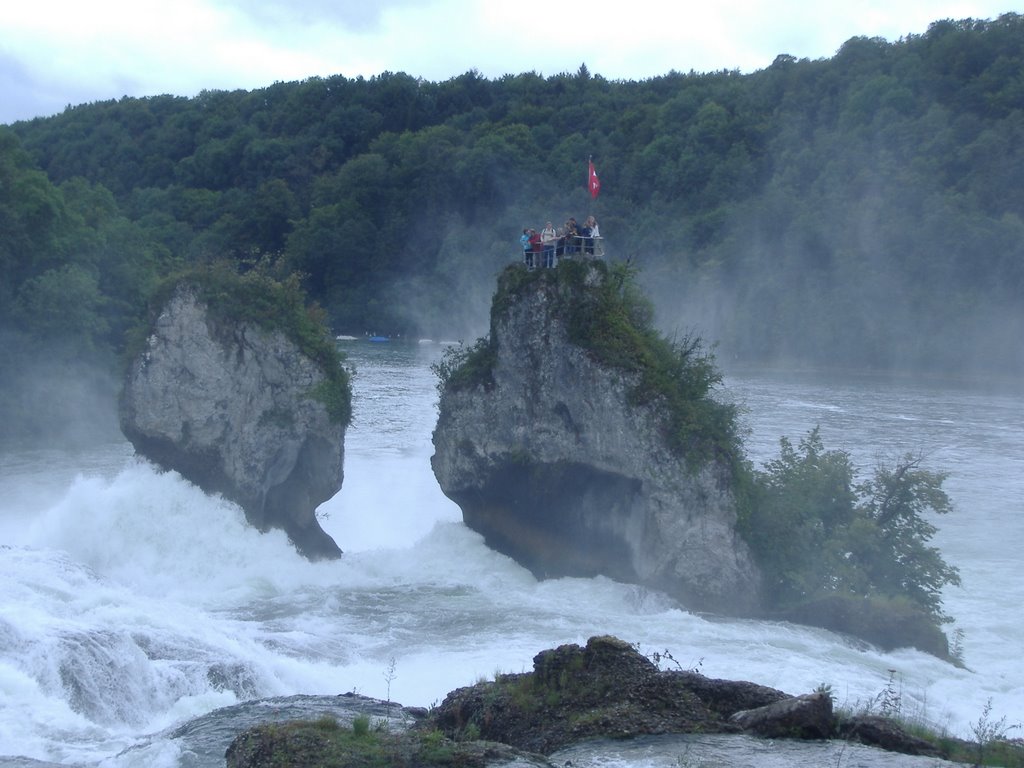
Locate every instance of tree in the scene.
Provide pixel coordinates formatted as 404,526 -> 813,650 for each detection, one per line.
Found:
13,264 -> 108,350
746,429 -> 960,627
744,428 -> 857,604
854,454 -> 962,620
0,129 -> 68,294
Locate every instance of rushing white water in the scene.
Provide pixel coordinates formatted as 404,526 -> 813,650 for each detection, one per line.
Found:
0,341 -> 1021,767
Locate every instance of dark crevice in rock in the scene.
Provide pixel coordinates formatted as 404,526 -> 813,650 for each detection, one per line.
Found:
455,460 -> 642,581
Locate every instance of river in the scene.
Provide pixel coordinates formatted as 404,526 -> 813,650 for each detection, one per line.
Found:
0,340 -> 1020,767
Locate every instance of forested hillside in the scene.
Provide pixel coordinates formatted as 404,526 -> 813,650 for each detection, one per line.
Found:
3,12 -> 1024,422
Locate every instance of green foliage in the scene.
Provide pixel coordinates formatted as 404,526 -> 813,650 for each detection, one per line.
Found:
743,428 -> 961,630
1,130 -> 169,355
741,429 -> 858,604
4,17 -> 1024,374
12,264 -> 109,350
836,690 -> 1024,767
855,454 -> 962,618
351,713 -> 371,737
0,129 -> 67,294
314,714 -> 341,731
417,729 -> 455,763
562,261 -> 741,466
970,698 -> 1023,767
430,337 -> 496,394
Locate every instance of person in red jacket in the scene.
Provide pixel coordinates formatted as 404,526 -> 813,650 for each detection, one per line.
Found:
527,229 -> 542,271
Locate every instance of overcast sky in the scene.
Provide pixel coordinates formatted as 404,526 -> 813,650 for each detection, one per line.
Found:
0,0 -> 1015,125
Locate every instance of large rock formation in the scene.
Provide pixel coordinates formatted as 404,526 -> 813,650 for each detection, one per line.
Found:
431,262 -> 761,614
430,635 -> 789,754
120,281 -> 347,559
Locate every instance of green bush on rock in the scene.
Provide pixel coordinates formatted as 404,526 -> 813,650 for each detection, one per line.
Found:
740,428 -> 961,655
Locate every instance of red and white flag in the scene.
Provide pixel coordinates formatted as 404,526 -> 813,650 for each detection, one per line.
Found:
588,158 -> 601,199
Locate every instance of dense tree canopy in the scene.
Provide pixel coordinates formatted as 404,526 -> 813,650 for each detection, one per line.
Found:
4,13 -> 1024,376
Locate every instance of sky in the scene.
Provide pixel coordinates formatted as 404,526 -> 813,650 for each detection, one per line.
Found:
0,0 -> 1017,125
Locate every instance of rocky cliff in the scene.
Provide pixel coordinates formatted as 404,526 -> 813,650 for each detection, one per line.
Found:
120,278 -> 349,559
431,261 -> 760,614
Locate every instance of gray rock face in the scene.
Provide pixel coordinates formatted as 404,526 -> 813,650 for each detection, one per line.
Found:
120,286 -> 344,559
729,692 -> 834,739
431,265 -> 761,614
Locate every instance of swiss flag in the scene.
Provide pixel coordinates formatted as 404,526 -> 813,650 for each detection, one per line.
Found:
588,158 -> 601,199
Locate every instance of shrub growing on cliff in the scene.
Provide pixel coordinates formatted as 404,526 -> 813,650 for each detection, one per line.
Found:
431,336 -> 495,394
742,428 -> 961,641
557,260 -> 742,467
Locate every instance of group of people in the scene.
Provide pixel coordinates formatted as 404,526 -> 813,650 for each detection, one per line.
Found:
520,215 -> 601,270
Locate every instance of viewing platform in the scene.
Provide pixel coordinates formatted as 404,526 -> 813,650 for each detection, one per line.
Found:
521,235 -> 605,269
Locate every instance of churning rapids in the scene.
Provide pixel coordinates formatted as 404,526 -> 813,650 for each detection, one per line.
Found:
1,341 -> 1021,767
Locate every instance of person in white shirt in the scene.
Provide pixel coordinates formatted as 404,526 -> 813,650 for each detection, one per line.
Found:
541,221 -> 558,268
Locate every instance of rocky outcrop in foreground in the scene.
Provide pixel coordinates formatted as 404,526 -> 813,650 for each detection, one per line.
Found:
431,262 -> 760,614
428,636 -> 944,758
120,282 -> 346,559
225,635 -> 958,768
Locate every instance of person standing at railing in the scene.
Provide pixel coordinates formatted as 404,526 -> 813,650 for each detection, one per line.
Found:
521,228 -> 533,270
541,221 -> 557,268
564,218 -> 579,256
584,216 -> 600,255
528,228 -> 543,270
578,219 -> 592,256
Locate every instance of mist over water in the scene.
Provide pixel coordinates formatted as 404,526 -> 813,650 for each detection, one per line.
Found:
0,341 -> 1020,767
0,330 -> 123,451
643,249 -> 1024,379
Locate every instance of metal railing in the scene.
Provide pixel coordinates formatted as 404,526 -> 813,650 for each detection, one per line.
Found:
521,236 -> 604,268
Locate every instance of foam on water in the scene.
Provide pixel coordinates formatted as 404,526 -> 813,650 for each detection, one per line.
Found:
1,346 -> 1022,765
